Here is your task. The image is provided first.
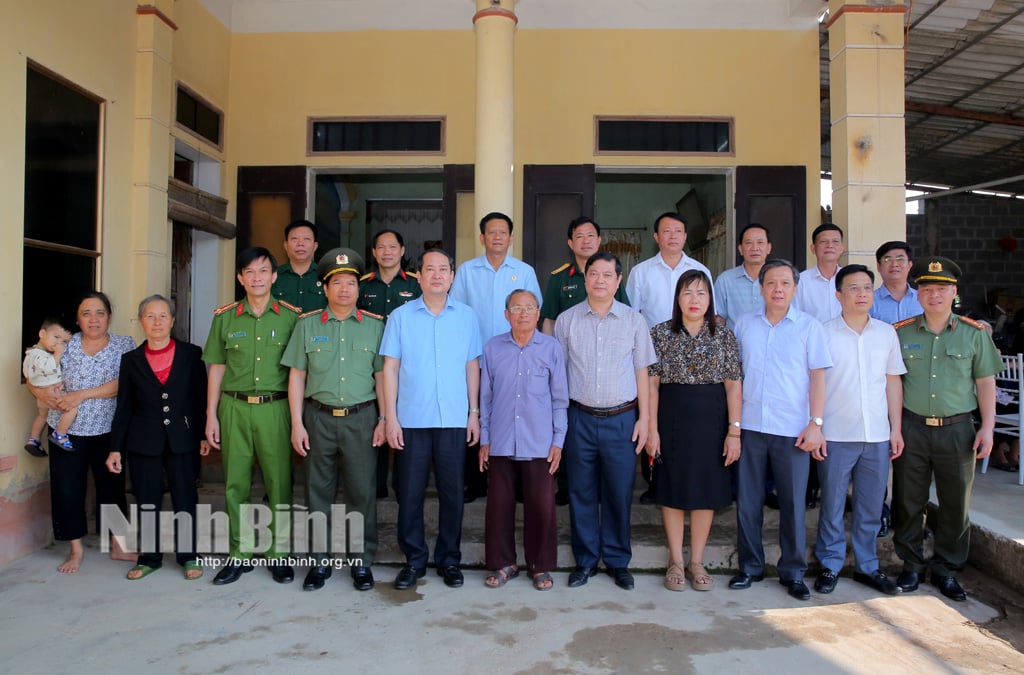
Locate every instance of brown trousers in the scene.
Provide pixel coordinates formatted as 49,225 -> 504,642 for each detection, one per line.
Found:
484,455 -> 557,574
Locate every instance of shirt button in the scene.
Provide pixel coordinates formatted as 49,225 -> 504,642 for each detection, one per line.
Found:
932,374 -> 936,378
161,393 -> 169,400
257,336 -> 262,341
931,394 -> 936,398
163,419 -> 170,426
162,406 -> 170,412
256,357 -> 261,361
255,377 -> 260,382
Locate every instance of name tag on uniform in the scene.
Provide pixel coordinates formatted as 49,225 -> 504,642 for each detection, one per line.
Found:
398,291 -> 414,298
562,284 -> 579,292
903,344 -> 922,350
310,336 -> 329,343
228,331 -> 247,339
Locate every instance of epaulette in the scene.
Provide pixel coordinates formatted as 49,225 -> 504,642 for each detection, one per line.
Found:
360,272 -> 376,281
959,316 -> 988,330
213,301 -> 239,316
361,310 -> 384,321
278,300 -> 302,313
299,309 -> 321,319
405,270 -> 418,278
893,317 -> 917,330
551,262 -> 571,275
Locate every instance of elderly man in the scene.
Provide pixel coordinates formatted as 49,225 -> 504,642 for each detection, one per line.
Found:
729,259 -> 831,601
479,290 -> 568,591
283,248 -> 385,592
555,251 -> 656,591
381,248 -> 482,590
893,257 -> 1001,601
272,219 -> 325,312
814,264 -> 905,597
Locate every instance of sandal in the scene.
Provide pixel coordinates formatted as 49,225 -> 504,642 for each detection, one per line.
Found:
24,438 -> 47,457
664,562 -> 686,591
127,564 -> 159,581
484,565 -> 519,588
530,571 -> 554,591
686,561 -> 714,591
49,431 -> 74,451
184,560 -> 203,581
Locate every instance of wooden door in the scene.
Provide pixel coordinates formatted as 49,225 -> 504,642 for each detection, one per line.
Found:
522,165 -> 596,278
735,166 -> 807,269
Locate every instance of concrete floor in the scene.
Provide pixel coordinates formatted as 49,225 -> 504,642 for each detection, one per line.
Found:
2,463 -> 1023,673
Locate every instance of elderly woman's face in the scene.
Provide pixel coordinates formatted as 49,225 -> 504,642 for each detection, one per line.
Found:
139,300 -> 174,341
77,298 -> 110,337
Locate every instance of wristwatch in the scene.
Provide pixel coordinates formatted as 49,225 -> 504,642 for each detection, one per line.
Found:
729,421 -> 741,429
810,416 -> 824,427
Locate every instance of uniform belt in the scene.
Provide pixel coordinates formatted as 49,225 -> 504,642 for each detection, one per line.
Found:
306,398 -> 376,417
903,409 -> 973,427
570,399 -> 638,418
223,391 -> 287,405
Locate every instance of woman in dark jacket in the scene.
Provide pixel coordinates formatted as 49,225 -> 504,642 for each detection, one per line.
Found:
107,294 -> 208,580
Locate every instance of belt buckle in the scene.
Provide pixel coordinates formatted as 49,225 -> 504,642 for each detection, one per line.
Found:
332,408 -> 348,417
925,416 -> 941,427
247,395 -> 261,405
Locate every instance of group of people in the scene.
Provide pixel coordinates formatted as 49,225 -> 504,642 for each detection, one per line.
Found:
24,213 -> 999,604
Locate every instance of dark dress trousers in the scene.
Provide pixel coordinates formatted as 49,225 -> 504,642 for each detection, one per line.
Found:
110,340 -> 208,567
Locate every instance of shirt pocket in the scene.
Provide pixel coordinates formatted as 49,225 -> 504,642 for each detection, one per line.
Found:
945,345 -> 973,379
527,366 -> 550,396
305,338 -> 338,373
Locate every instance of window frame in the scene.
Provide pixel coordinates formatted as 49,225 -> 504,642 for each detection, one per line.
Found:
306,115 -> 446,156
174,82 -> 224,151
593,115 -> 735,157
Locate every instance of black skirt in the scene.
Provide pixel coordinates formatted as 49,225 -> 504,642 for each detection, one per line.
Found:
651,382 -> 731,511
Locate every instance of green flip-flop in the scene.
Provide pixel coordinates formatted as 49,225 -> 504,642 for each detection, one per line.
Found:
183,560 -> 203,581
126,564 -> 159,581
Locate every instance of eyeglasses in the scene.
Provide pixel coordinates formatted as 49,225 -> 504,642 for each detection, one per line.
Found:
881,255 -> 908,264
508,305 -> 539,315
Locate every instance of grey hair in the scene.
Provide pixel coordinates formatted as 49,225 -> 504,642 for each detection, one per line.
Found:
137,294 -> 176,319
504,289 -> 539,310
758,259 -> 800,286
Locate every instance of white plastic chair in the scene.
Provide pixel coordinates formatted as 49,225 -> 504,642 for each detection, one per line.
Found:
981,353 -> 1023,485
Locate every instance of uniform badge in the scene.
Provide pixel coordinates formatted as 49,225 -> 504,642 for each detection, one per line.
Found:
311,336 -> 329,342
336,253 -> 349,264
228,331 -> 247,339
399,291 -> 413,297
928,261 -> 942,272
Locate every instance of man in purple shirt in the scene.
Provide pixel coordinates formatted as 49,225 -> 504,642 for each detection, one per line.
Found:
479,289 -> 568,591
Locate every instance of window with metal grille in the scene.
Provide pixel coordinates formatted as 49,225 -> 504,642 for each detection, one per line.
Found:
595,117 -> 733,155
309,117 -> 445,154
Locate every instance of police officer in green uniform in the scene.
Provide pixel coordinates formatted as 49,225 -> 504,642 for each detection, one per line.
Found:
540,216 -> 629,504
205,246 -> 300,585
892,256 -> 1001,601
358,229 -> 420,499
284,248 -> 385,592
272,219 -> 326,312
540,216 -> 629,336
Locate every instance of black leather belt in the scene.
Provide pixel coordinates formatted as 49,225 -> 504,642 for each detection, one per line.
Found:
223,391 -> 287,405
570,399 -> 638,418
903,409 -> 973,427
306,398 -> 376,417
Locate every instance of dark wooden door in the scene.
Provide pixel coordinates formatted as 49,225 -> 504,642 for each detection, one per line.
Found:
735,166 -> 807,269
522,165 -> 596,278
236,165 -> 306,298
443,164 -> 474,256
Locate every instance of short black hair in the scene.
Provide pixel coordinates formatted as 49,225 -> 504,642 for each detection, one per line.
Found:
567,216 -> 601,239
372,229 -> 405,248
875,240 -> 911,262
236,246 -> 278,275
653,212 -> 686,233
40,316 -> 66,331
284,219 -> 319,241
479,212 -> 514,235
811,223 -> 843,243
417,247 -> 455,271
739,223 -> 771,244
584,251 -> 622,277
77,291 -> 113,316
835,264 -> 875,289
758,259 -> 800,286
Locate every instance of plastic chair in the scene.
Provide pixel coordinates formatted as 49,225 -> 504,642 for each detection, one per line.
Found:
981,353 -> 1023,485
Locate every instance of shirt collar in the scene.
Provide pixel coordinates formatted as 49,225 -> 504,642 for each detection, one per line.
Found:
656,252 -> 690,269
236,300 -> 281,317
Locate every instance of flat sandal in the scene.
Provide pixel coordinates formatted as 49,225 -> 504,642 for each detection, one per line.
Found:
664,561 -> 686,591
686,561 -> 714,591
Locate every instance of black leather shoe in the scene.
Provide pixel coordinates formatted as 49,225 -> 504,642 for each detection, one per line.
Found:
805,488 -> 819,510
764,492 -> 780,510
728,572 -> 765,590
302,565 -> 332,591
394,565 -> 425,590
351,566 -> 375,591
568,566 -> 598,588
782,579 -> 811,600
638,489 -> 656,505
877,514 -> 891,538
269,563 -> 294,584
932,574 -> 967,601
212,559 -> 252,586
896,570 -> 920,592
555,490 -> 569,506
463,488 -> 477,504
438,564 -> 464,588
814,570 -> 838,594
853,570 -> 901,596
607,567 -> 635,590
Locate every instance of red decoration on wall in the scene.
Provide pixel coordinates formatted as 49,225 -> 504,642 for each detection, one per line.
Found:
997,236 -> 1018,253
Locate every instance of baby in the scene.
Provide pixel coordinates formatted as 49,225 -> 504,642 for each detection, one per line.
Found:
23,318 -> 76,455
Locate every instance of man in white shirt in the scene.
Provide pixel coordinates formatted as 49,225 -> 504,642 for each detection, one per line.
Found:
794,224 -> 844,324
714,223 -> 772,330
626,212 -> 713,330
814,264 -> 905,597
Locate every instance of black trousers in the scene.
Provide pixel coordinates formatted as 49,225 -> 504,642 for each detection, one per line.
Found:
49,433 -> 128,541
128,442 -> 200,568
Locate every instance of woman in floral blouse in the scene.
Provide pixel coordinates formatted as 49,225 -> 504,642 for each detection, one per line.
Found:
647,270 -> 742,592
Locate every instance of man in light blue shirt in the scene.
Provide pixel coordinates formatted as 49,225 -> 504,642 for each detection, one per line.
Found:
381,248 -> 482,591
729,259 -> 832,602
714,223 -> 772,330
870,241 -> 923,324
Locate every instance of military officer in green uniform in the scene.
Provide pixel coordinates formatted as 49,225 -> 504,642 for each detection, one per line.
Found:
205,246 -> 301,585
272,219 -> 326,312
892,256 -> 1001,601
284,247 -> 385,592
541,216 -> 629,335
358,229 -> 420,499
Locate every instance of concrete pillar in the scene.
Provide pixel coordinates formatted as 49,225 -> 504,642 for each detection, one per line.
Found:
132,2 -> 176,295
827,0 -> 907,268
473,0 -> 516,233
